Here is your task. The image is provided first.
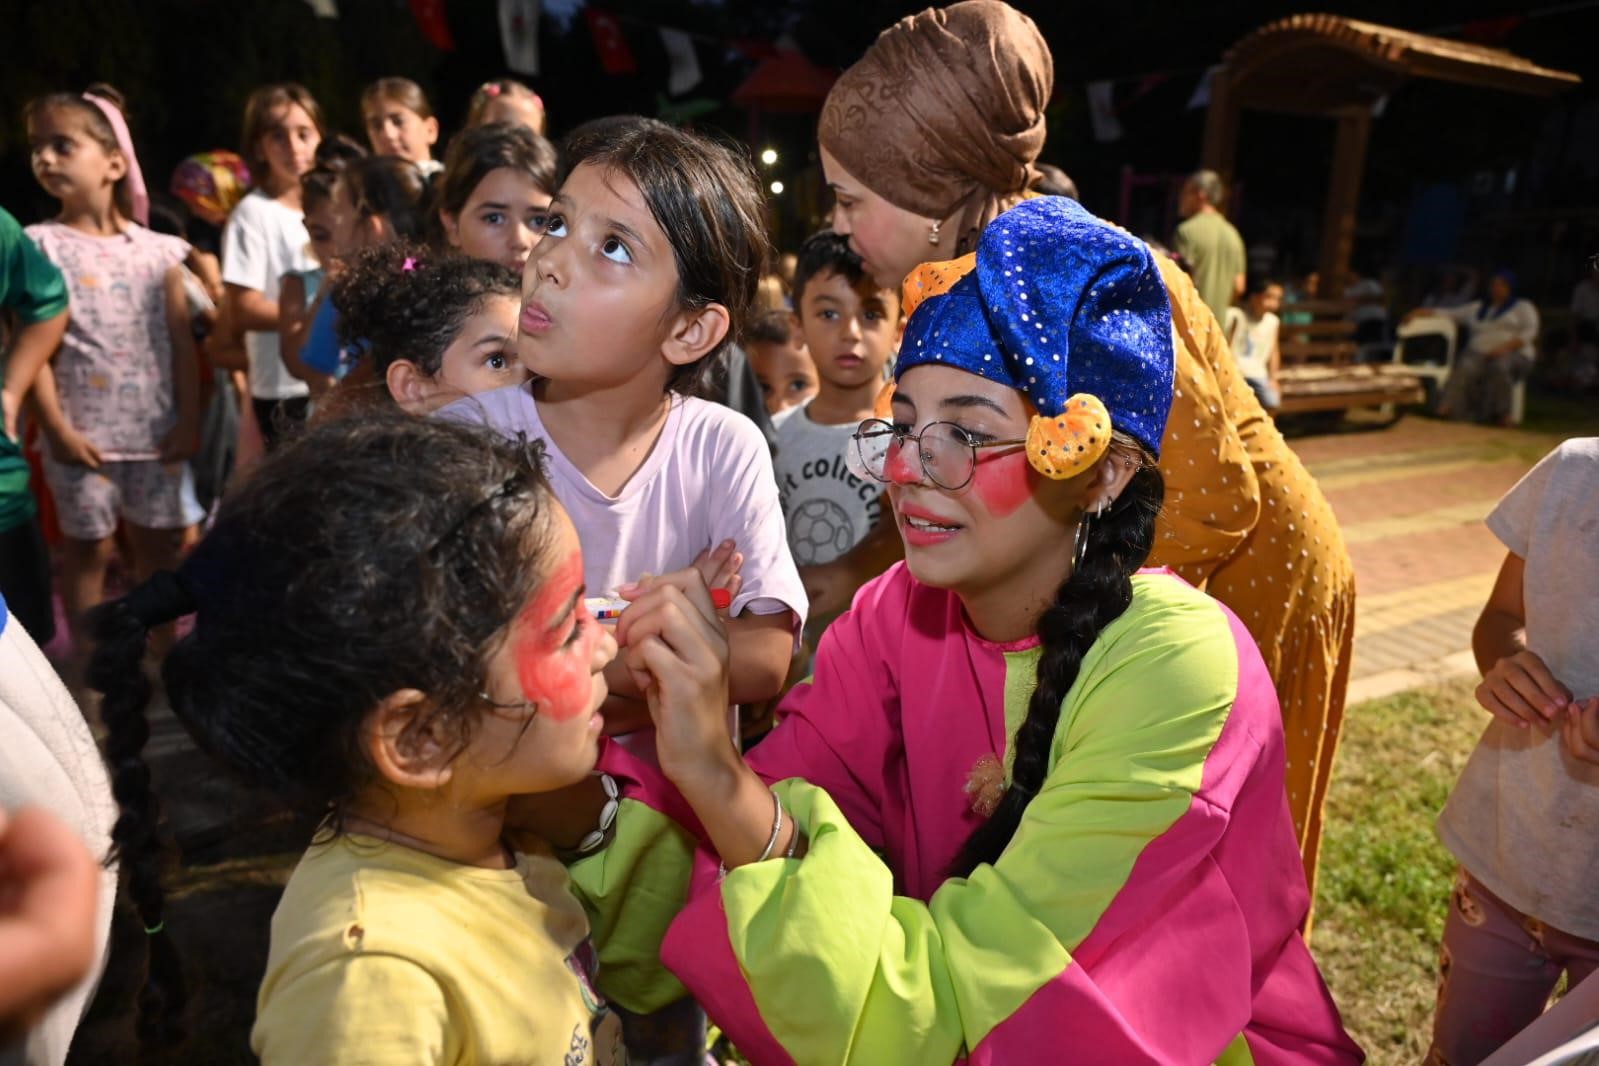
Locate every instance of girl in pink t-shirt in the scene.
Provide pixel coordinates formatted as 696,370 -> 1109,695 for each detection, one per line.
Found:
24,84 -> 202,662
440,117 -> 805,744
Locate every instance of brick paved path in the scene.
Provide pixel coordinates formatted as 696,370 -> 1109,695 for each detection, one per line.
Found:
1290,415 -> 1583,697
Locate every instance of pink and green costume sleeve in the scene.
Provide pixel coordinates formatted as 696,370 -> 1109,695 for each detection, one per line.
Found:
574,566 -> 1361,1064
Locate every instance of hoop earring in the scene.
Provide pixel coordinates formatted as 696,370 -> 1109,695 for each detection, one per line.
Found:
1072,512 -> 1091,573
928,219 -> 942,246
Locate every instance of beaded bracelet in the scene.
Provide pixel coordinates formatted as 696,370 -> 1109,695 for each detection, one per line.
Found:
575,772 -> 621,854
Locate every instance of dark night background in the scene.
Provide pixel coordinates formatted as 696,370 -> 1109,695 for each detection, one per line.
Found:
4,0 -> 1598,304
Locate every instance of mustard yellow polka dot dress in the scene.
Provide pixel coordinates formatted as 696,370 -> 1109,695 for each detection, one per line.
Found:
1148,257 -> 1357,900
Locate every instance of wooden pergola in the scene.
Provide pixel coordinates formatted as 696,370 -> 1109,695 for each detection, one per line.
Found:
1200,13 -> 1579,291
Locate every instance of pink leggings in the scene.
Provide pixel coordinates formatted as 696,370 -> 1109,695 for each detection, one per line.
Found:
1428,869 -> 1599,1065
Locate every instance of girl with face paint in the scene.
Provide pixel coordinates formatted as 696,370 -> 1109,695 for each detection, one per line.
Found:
84,416 -> 627,1063
563,198 -> 1362,1065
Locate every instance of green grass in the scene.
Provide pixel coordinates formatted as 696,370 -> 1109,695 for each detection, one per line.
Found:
1313,678 -> 1485,1063
1521,386 -> 1599,439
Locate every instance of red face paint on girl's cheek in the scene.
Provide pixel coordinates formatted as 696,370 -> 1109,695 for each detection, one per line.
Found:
512,552 -> 593,722
970,450 -> 1039,518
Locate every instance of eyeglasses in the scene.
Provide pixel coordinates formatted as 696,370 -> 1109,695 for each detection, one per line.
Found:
848,418 -> 1027,492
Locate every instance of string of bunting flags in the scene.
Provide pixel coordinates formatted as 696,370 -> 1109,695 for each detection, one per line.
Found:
300,0 -> 779,97
579,7 -> 797,97
297,1 -> 1555,140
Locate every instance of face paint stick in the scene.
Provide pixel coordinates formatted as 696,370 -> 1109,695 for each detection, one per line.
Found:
585,587 -> 731,622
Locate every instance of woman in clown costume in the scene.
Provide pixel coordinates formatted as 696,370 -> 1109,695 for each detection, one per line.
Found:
547,198 -> 1360,1065
812,0 -> 1356,899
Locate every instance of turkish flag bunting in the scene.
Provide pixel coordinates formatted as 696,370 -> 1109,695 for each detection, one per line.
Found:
585,9 -> 637,75
499,0 -> 540,75
408,0 -> 455,50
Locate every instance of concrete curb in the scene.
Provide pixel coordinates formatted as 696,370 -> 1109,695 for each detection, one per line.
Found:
1347,649 -> 1479,706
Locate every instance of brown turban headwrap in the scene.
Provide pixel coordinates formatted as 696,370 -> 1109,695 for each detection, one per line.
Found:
819,0 -> 1053,256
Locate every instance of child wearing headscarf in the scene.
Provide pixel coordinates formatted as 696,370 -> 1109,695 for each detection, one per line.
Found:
1413,268 -> 1540,425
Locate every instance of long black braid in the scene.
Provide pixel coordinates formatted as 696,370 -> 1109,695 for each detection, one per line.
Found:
87,573 -> 191,1043
950,444 -> 1165,878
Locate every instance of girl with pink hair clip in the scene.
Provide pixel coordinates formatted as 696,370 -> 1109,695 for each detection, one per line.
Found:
23,83 -> 203,679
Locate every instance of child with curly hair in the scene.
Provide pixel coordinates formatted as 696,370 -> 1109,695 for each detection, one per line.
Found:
87,415 -> 626,1062
329,243 -> 526,413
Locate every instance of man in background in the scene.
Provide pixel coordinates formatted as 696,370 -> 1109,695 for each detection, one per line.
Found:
1175,169 -> 1247,322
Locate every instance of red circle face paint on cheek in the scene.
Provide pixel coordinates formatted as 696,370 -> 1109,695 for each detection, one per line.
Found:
970,450 -> 1039,518
511,553 -> 595,723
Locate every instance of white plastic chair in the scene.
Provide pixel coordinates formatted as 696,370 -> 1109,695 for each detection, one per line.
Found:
1393,316 -> 1456,412
1393,314 -> 1527,422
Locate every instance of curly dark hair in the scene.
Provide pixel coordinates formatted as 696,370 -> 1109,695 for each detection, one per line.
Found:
558,116 -> 770,392
949,434 -> 1165,878
86,414 -> 559,1044
331,242 -> 521,378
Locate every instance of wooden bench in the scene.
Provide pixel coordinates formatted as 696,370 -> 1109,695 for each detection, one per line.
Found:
1275,298 -> 1425,415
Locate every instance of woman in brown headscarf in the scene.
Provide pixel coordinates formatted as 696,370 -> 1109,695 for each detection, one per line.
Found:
818,0 -> 1356,901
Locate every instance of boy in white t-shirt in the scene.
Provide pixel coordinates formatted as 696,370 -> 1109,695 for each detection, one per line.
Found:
1223,276 -> 1283,412
774,231 -> 901,638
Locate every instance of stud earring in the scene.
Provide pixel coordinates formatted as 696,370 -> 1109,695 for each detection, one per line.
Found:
928,219 -> 942,246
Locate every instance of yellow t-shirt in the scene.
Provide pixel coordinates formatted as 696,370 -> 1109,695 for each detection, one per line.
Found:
252,832 -> 624,1065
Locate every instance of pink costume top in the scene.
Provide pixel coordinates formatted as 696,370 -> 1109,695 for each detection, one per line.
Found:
574,564 -> 1362,1065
